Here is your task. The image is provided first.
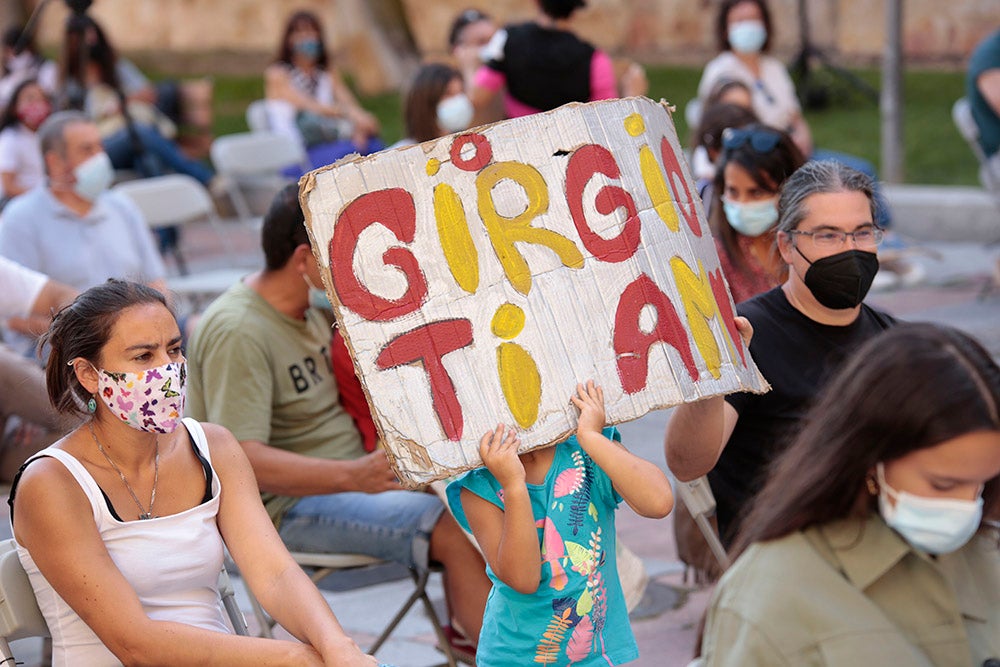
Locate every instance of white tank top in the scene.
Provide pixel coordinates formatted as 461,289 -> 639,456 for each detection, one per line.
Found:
15,418 -> 229,667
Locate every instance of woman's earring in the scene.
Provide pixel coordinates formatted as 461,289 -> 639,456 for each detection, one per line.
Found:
865,473 -> 878,496
87,397 -> 97,414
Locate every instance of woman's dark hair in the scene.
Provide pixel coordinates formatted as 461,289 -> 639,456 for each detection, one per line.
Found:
261,183 -> 310,270
709,123 -> 804,274
0,78 -> 44,132
715,0 -> 772,53
404,63 -> 462,143
539,0 -> 587,21
276,10 -> 330,70
3,27 -> 42,76
448,8 -> 491,48
730,322 -> 1000,560
62,15 -> 119,90
691,101 -> 758,153
42,280 -> 172,416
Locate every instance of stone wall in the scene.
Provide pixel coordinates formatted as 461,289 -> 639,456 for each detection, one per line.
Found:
23,0 -> 999,94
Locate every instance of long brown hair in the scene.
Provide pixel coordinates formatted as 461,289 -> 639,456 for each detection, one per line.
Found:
730,323 -> 1000,560
404,63 -> 462,143
709,123 -> 804,275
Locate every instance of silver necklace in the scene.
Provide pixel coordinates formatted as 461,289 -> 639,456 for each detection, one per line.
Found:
88,422 -> 159,520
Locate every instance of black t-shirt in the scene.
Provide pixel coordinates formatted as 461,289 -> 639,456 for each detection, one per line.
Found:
709,286 -> 896,544
487,22 -> 595,112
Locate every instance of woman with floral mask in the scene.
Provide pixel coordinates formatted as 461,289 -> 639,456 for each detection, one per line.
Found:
709,123 -> 804,303
264,10 -> 383,171
0,79 -> 51,205
9,280 -> 378,667
697,322 -> 1000,665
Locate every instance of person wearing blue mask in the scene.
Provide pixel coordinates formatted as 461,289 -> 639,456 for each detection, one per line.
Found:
708,123 -> 804,304
696,322 -> 1000,665
264,10 -> 383,171
0,111 -> 167,357
665,160 -> 896,548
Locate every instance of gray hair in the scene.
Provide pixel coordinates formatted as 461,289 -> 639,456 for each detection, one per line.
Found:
776,160 -> 877,233
37,110 -> 91,164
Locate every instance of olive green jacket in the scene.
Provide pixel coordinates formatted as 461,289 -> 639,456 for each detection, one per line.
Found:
701,515 -> 1000,666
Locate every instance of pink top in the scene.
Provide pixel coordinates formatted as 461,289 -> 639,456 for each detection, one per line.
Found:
474,50 -> 617,119
715,235 -> 782,304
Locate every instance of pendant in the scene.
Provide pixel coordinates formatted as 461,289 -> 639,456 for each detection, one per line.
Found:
139,512 -> 152,520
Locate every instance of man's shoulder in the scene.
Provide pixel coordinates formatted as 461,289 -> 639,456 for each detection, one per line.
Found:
1,186 -> 51,222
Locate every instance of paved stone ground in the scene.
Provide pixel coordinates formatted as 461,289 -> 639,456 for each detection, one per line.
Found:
3,208 -> 998,666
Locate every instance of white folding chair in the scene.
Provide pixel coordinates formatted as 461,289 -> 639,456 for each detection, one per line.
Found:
113,175 -> 247,309
675,476 -> 731,573
245,99 -> 271,133
952,97 -> 1000,206
0,538 -> 249,665
210,132 -> 312,223
238,552 -> 465,666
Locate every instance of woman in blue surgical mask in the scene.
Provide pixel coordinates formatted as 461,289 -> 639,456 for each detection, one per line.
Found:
697,322 -> 1000,665
709,123 -> 804,303
265,10 -> 384,171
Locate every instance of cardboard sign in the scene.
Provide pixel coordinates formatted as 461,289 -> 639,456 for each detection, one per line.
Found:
301,97 -> 768,487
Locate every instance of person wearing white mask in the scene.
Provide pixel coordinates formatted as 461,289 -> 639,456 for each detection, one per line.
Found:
709,124 -> 804,304
696,322 -> 1000,665
0,111 -> 166,355
391,63 -> 474,149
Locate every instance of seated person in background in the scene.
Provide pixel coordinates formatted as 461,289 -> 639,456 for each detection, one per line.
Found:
0,111 -> 166,355
0,257 -> 77,481
185,184 -> 491,654
448,8 -> 498,91
708,124 -> 804,304
61,16 -> 216,188
699,323 -> 1000,664
664,160 -> 895,546
265,10 -> 382,170
0,26 -> 59,109
0,78 -> 50,206
967,28 -> 1000,174
689,97 -> 758,191
391,62 -> 472,148
11,279 -> 376,666
470,0 -> 617,123
696,0 -> 891,225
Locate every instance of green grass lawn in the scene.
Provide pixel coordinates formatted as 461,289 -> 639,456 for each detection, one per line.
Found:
211,65 -> 979,186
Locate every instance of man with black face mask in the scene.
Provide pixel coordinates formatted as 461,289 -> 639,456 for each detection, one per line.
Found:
665,160 -> 895,547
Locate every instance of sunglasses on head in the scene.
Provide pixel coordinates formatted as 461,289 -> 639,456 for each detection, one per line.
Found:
721,127 -> 782,154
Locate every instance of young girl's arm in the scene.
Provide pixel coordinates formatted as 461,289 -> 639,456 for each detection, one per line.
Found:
461,424 -> 542,594
571,381 -> 674,519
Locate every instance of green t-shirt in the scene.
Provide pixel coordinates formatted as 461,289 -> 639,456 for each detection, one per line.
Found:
185,281 -> 364,525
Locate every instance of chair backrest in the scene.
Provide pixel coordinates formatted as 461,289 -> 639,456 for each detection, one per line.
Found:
953,97 -> 1000,193
245,100 -> 271,133
112,174 -> 216,231
0,539 -> 49,643
210,132 -> 309,178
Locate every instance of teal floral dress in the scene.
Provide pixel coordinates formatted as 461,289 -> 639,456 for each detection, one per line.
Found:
447,428 -> 638,666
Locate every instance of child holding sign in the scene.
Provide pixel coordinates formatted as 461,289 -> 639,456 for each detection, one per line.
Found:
447,381 -> 673,666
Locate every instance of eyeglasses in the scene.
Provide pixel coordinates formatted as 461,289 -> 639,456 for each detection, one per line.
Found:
787,226 -> 885,248
721,126 -> 782,154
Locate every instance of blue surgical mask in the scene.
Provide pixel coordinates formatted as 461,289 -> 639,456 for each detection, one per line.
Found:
877,462 -> 983,555
728,20 -> 767,54
436,94 -> 474,134
293,39 -> 321,59
72,152 -> 114,202
722,197 -> 778,237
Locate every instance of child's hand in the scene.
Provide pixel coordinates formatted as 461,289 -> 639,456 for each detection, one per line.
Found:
570,380 -> 606,437
479,424 -> 524,488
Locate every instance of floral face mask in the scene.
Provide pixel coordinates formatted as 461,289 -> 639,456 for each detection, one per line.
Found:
94,360 -> 186,434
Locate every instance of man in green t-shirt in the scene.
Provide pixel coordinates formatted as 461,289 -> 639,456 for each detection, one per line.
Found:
186,184 -> 490,649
